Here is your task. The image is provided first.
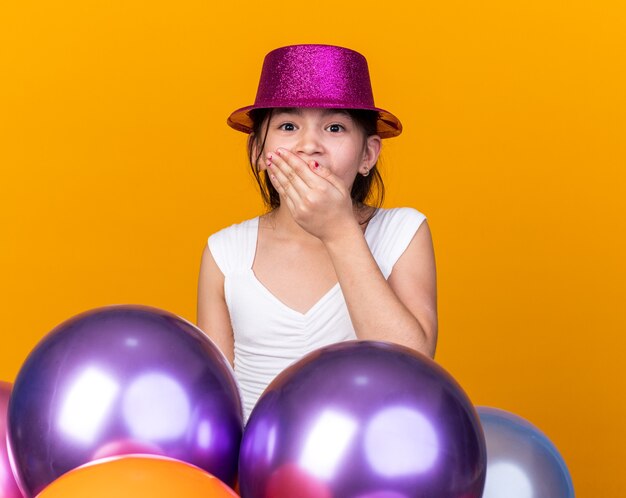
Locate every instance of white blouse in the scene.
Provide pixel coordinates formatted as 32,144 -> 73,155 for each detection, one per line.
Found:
208,207 -> 426,420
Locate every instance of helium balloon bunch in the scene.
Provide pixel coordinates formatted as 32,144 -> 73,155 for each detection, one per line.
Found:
1,305 -> 574,497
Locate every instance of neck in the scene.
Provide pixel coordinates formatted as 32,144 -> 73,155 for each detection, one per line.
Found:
262,206 -> 315,241
261,204 -> 375,241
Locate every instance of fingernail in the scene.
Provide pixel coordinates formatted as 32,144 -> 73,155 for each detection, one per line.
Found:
276,148 -> 282,156
266,160 -> 272,167
314,161 -> 319,169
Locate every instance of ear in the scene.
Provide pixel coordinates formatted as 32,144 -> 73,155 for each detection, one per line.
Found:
362,134 -> 382,171
249,133 -> 266,171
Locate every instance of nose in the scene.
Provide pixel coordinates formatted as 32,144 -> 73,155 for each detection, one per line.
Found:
295,126 -> 323,157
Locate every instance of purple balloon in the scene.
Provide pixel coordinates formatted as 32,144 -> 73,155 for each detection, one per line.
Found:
239,341 -> 486,498
1,382 -> 24,498
8,305 -> 242,497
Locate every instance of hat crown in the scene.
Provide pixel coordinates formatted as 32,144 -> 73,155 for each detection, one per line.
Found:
254,44 -> 376,109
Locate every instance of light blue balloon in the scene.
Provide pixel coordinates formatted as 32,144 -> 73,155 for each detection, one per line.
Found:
477,407 -> 574,498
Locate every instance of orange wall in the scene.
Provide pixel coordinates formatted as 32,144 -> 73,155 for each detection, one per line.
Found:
1,1 -> 624,495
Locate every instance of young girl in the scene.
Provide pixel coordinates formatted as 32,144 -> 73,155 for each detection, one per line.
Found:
197,44 -> 437,420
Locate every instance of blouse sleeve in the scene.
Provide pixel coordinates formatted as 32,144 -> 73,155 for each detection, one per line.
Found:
207,217 -> 258,277
207,228 -> 231,277
367,208 -> 427,279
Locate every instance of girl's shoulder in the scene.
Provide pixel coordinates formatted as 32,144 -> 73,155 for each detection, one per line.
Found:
208,216 -> 259,240
369,207 -> 427,232
366,207 -> 428,279
207,216 -> 260,275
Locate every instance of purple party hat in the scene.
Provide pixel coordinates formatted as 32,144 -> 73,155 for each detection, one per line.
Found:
227,44 -> 402,138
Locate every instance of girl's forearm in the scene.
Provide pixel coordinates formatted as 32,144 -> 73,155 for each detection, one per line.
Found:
323,223 -> 436,358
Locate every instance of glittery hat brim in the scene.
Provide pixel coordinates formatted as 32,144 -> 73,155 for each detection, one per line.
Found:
227,104 -> 402,139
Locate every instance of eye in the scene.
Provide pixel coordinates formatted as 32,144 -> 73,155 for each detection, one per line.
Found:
278,122 -> 296,131
327,123 -> 345,133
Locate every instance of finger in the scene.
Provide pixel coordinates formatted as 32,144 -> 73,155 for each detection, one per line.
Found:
266,150 -> 312,197
268,169 -> 299,214
308,159 -> 347,193
272,148 -> 322,189
267,159 -> 303,205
